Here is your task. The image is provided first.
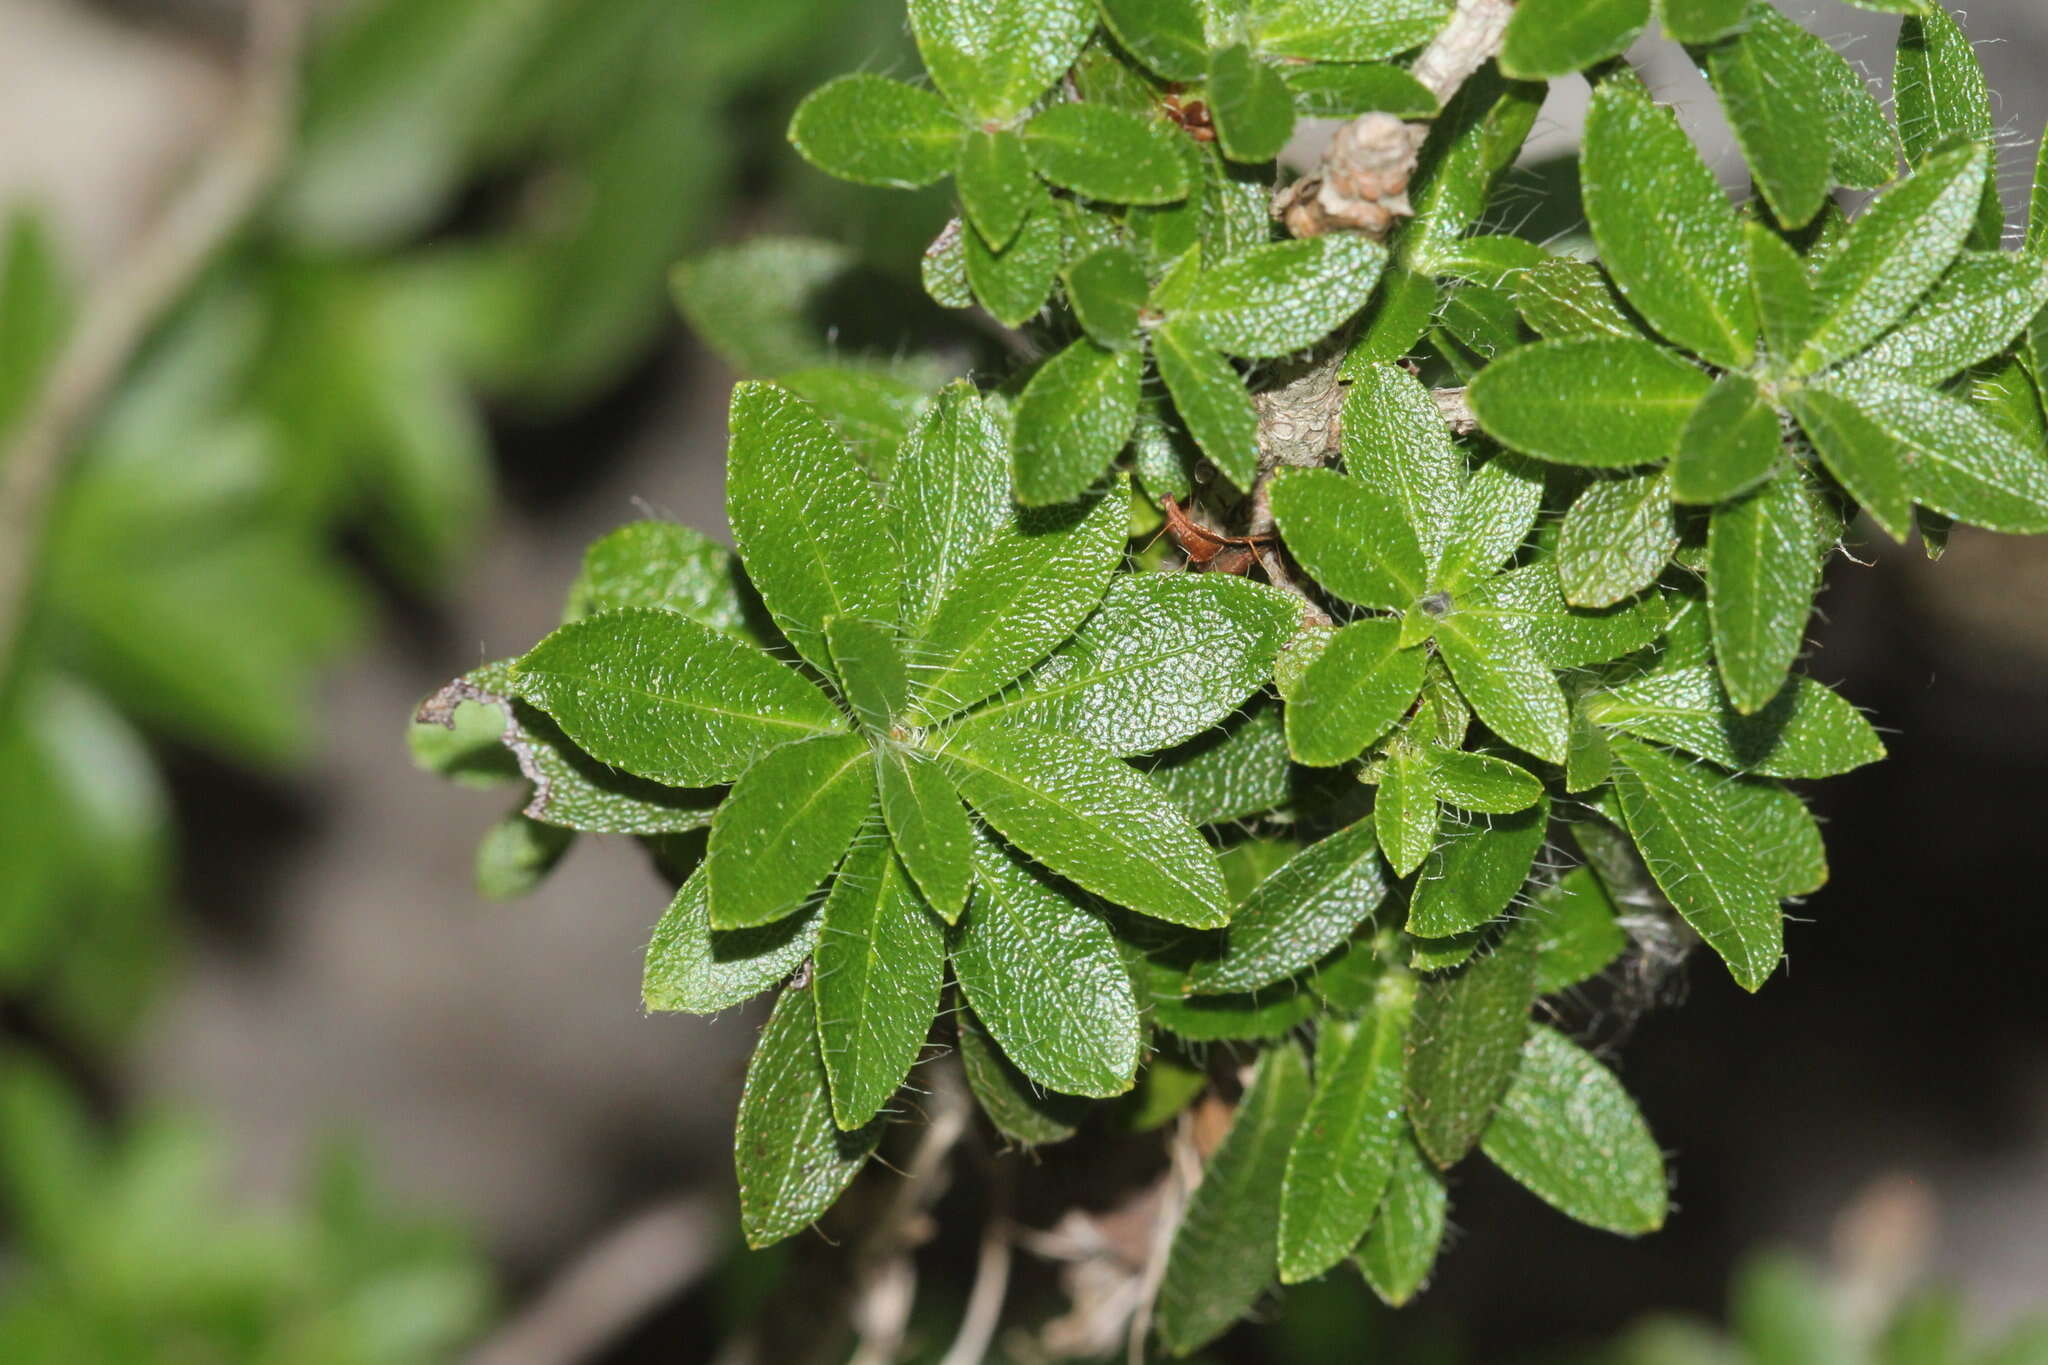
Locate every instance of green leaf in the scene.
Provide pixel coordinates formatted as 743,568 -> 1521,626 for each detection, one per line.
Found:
1177,235 -> 1389,359
0,209 -> 70,440
1285,619 -> 1428,766
1434,610 -> 1572,764
1408,799 -> 1550,937
1278,974 -> 1416,1282
670,237 -> 858,380
1582,79 -> 1756,368
952,831 -> 1142,1096
1795,143 -> 1989,375
1012,338 -> 1144,507
1348,267 -> 1441,367
956,1005 -> 1086,1144
1187,819 -> 1389,994
1468,337 -> 1714,469
512,610 -> 842,788
1823,377 -> 2048,535
1658,0 -> 1748,43
1704,7 -> 1834,231
984,572 -> 1298,756
1473,561 -> 1670,669
707,734 -> 876,929
1746,220 -> 1818,368
1799,19 -> 1900,191
1894,6 -> 1994,167
1437,454 -> 1545,589
1708,473 -> 1818,714
1592,664 -> 1886,778
825,616 -> 909,731
735,987 -> 881,1248
1609,736 -> 1784,990
943,723 -> 1231,927
1206,44 -> 1295,164
1021,102 -> 1193,204
1672,373 -> 1783,504
1340,364 -> 1463,560
1139,701 -> 1294,825
1376,737 -> 1442,879
1405,926 -> 1538,1167
1558,471 -> 1677,609
1269,468 -> 1428,611
1430,750 -> 1544,814
909,0 -> 1096,122
878,748 -> 976,923
726,383 -> 897,673
1284,61 -> 1440,119
815,827 -> 947,1128
787,75 -> 963,189
1842,252 -> 2048,387
1064,243 -> 1151,349
565,521 -> 753,637
909,479 -> 1128,724
964,201 -> 1065,326
1356,1134 -> 1448,1306
1500,0 -> 1650,80
1513,257 -> 1636,342
1254,0 -> 1451,62
643,869 -> 821,1015
1095,0 -> 1209,81
1156,1043 -> 1313,1356
1783,384 -> 1914,540
1480,1026 -> 1668,1234
474,812 -> 573,900
957,128 -> 1043,248
1733,1255 -> 1848,1365
923,218 -> 974,309
1153,321 -> 1261,493
1531,868 -> 1627,994
1400,71 -> 1545,274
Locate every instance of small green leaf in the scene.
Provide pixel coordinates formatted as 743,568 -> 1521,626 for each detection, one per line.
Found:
1152,320 -> 1261,492
1795,143 -> 1988,375
1187,819 -> 1389,994
1472,561 -> 1670,669
815,827 -> 946,1128
1430,750 -> 1543,814
707,735 -> 876,929
943,723 -> 1232,928
1341,363 -> 1464,559
909,0 -> 1096,122
1140,701 -> 1294,825
1095,0 -> 1209,81
1407,799 -> 1550,938
1609,735 -> 1784,991
825,616 -> 908,731
878,749 -> 976,923
1658,0 -> 1748,43
1894,6 -> 1994,169
952,831 -> 1143,1097
1400,72 -> 1545,274
1582,79 -> 1756,368
735,987 -> 881,1248
1177,234 -> 1389,359
1434,610 -> 1572,764
1746,220 -> 1818,368
1559,471 -> 1679,607
1800,20 -> 1900,191
1565,702 -> 1614,794
1022,103 -> 1193,204
985,572 -> 1298,756
964,201 -> 1065,326
1064,244 -> 1150,349
1841,252 -> 2048,387
1513,257 -> 1636,341
1704,7 -> 1835,230
1825,377 -> 2048,535
1376,738 -> 1442,879
1708,473 -> 1818,715
512,611 -> 842,788
1278,973 -> 1416,1282
1269,468 -> 1428,611
1531,869 -> 1627,994
1405,925 -> 1538,1167
923,218 -> 974,309
1285,618 -> 1427,766
957,128 -> 1043,248
644,869 -> 820,1015
1783,384 -> 1914,540
1284,62 -> 1440,119
475,812 -> 573,900
787,75 -> 964,189
1480,1026 -> 1668,1234
1468,337 -> 1714,469
1157,1043 -> 1313,1356
1592,664 -> 1886,779
1672,372 -> 1783,505
1206,44 -> 1296,164
727,382 -> 898,673
1733,1255 -> 1848,1365
894,384 -> 1009,638
1356,1134 -> 1448,1306
566,521 -> 753,637
1012,338 -> 1144,507
1254,0 -> 1451,62
1347,267 -> 1441,366
1437,454 -> 1545,589
956,1005 -> 1086,1144
1501,0 -> 1650,79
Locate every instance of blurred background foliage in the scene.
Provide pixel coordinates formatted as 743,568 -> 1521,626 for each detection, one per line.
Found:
2,0 -> 2047,1359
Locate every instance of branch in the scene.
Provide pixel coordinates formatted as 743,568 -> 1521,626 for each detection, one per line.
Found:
0,0 -> 310,678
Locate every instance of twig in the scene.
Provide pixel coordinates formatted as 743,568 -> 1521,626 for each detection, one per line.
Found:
0,0 -> 310,677
466,1195 -> 723,1365
936,1162 -> 1014,1365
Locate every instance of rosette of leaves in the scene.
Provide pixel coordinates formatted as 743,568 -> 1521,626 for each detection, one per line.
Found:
455,380 -> 1297,1245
